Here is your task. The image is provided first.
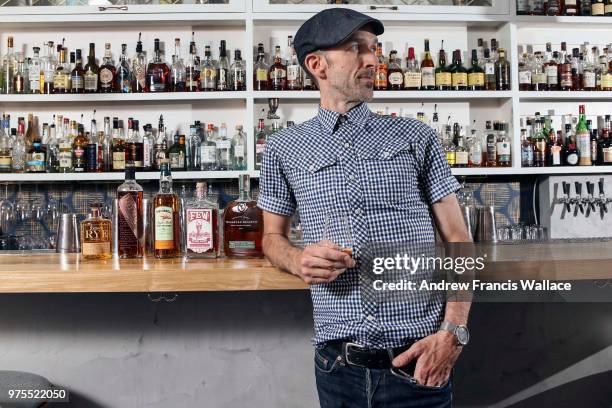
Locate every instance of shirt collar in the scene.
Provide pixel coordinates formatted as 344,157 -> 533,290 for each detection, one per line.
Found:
317,102 -> 371,134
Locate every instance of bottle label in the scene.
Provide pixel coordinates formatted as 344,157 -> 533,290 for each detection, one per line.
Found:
455,151 -> 469,165
545,66 -> 558,84
228,241 -> 256,250
86,144 -> 98,170
26,152 -> 46,171
445,151 -> 456,166
452,72 -> 468,87
602,73 -> 612,90
256,68 -> 268,82
374,69 -> 387,88
201,146 -> 217,164
216,140 -> 231,150
584,72 -> 596,88
100,68 -> 113,86
186,208 -> 214,253
577,132 -> 591,159
118,193 -> 139,253
169,152 -> 185,169
552,146 -> 562,165
402,72 -> 420,88
566,153 -> 578,166
469,148 -> 482,165
468,72 -> 485,87
287,65 -> 300,81
29,72 -> 40,92
256,143 -> 266,155
271,68 -> 286,80
485,63 -> 495,75
217,68 -> 228,89
58,150 -> 72,169
604,147 -> 612,163
0,155 -> 12,170
560,71 -> 573,88
155,206 -> 174,249
71,76 -> 84,90
592,140 -> 598,162
532,72 -> 547,85
606,4 -> 612,13
592,2 -> 605,14
143,139 -> 151,168
234,144 -> 245,158
113,151 -> 125,170
133,61 -> 146,89
82,241 -> 111,257
421,67 -> 435,87
435,72 -> 451,86
518,71 -> 532,85
487,139 -> 497,161
53,73 -> 69,89
521,147 -> 534,166
84,73 -> 98,90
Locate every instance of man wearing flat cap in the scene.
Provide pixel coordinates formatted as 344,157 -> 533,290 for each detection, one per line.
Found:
257,8 -> 472,407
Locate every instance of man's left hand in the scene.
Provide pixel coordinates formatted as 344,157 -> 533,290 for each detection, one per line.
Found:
391,331 -> 462,387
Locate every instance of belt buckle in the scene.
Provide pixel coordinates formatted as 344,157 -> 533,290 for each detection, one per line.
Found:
344,341 -> 367,367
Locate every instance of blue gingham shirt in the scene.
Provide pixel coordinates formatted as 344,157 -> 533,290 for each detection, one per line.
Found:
257,102 -> 460,348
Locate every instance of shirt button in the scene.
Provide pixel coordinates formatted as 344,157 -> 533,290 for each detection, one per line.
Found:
366,315 -> 375,321
348,174 -> 356,182
354,208 -> 363,215
309,164 -> 316,172
344,142 -> 351,149
382,151 -> 391,159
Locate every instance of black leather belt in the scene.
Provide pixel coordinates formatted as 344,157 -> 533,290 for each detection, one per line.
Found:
324,340 -> 414,369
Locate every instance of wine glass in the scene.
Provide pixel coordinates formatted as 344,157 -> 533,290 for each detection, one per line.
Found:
322,210 -> 354,256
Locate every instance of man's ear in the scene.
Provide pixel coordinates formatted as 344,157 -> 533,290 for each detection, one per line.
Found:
304,52 -> 327,83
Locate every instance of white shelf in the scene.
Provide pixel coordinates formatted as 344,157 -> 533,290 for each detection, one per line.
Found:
452,166 -> 612,176
0,92 -> 248,103
254,91 -> 513,100
519,92 -> 612,101
0,171 -> 255,182
515,15 -> 612,25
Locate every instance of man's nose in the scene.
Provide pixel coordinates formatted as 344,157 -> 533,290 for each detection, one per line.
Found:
363,49 -> 377,69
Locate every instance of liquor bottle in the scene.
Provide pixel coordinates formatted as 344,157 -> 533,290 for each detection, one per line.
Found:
485,121 -> 497,167
52,48 -> 70,94
303,71 -> 315,91
72,122 -> 87,172
467,49 -> 485,90
0,122 -> 12,172
398,48 -> 416,90
385,50 -> 402,90
169,39 -> 186,93
450,50 -> 468,91
2,36 -> 16,94
132,120 -> 144,170
28,47 -> 42,94
168,133 -> 187,171
268,45 -> 287,91
576,105 -> 592,165
13,54 -> 26,94
374,42 -> 388,91
86,119 -> 98,172
116,44 -> 132,93
58,119 -> 73,173
483,48 -> 496,91
598,128 -> 611,164
69,51 -> 76,76
420,39 -> 436,90
186,34 -> 200,92
146,39 -> 170,92
117,163 -> 144,258
603,58 -> 612,91
201,45 -> 217,92
98,43 -> 116,93
230,49 -> 246,91
153,160 -> 180,258
112,118 -> 126,172
581,0 -> 592,16
530,51 -> 547,91
142,123 -> 153,171
435,42 -> 452,91
80,203 -> 112,260
216,123 -> 231,171
564,129 -> 579,166
41,41 -> 55,94
496,121 -> 511,167
495,49 -> 511,91
454,124 -> 468,168
200,123 -> 218,171
442,125 -> 456,166
11,118 -> 25,172
132,33 -> 147,93
402,46 -> 420,91
582,45 -> 597,91
564,0 -> 579,15
82,43 -> 99,93
520,128 -> 534,167
517,0 -> 530,14
571,48 -> 583,91
546,0 -> 562,15
101,117 -> 111,172
255,118 -> 266,170
25,115 -> 45,173
69,49 -> 85,93
153,115 -> 167,170
533,118 -> 547,167
183,181 -> 220,258
232,125 -> 247,170
467,124 -> 483,167
592,0 -> 606,15
216,40 -> 230,91
559,44 -> 573,91
187,124 -> 201,171
223,174 -> 263,258
591,127 -> 599,164
606,0 -> 612,15
286,37 -> 302,91
254,43 -> 269,91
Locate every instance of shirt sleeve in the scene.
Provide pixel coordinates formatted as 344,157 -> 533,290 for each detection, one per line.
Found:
418,128 -> 461,205
257,138 -> 297,217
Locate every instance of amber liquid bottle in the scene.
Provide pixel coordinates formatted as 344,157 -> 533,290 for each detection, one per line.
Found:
117,163 -> 144,258
153,160 -> 180,258
223,174 -> 263,258
81,203 -> 112,260
374,42 -> 388,91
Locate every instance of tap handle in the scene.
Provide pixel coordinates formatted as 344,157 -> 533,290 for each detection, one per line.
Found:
562,181 -> 570,197
575,181 -> 582,196
599,178 -> 605,196
587,182 -> 594,197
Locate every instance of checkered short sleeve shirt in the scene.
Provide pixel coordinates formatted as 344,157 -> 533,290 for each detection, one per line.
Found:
257,102 -> 460,348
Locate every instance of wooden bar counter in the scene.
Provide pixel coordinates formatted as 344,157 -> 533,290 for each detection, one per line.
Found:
0,240 -> 611,293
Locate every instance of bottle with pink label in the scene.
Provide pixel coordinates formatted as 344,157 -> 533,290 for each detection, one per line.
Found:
183,182 -> 219,258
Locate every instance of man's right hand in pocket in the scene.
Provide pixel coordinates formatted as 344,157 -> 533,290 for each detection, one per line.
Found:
293,240 -> 356,284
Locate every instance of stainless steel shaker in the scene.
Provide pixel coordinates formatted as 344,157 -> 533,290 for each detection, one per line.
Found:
461,205 -> 476,241
55,213 -> 81,253
475,206 -> 498,243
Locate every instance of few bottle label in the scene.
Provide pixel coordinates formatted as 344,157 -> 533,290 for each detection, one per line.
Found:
186,209 -> 213,253
468,72 -> 485,87
435,72 -> 452,87
452,73 -> 468,87
402,72 -> 420,88
201,146 -> 216,164
155,206 -> 174,249
421,68 -> 435,87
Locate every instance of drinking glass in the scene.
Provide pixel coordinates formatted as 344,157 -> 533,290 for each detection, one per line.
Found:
322,211 -> 354,256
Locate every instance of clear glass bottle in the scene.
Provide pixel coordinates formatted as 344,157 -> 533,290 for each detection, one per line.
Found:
200,123 -> 218,171
442,125 -> 456,167
80,203 -> 112,260
188,124 -> 202,171
216,40 -> 230,91
223,174 -> 263,258
231,125 -> 247,170
186,34 -> 200,92
28,46 -> 42,94
582,45 -> 597,91
46,122 -> 59,173
170,38 -> 186,92
268,45 -> 287,91
12,53 -> 26,94
216,123 -> 231,171
2,36 -> 16,94
255,118 -> 266,171
231,49 -> 246,91
373,42 -> 387,91
168,133 -> 187,171
520,128 -> 534,167
200,45 -> 217,92
184,181 -> 219,258
467,125 -> 483,167
132,33 -> 147,93
254,43 -> 269,91
0,119 -> 12,172
146,39 -> 170,92
153,160 -> 180,258
57,118 -> 73,173
496,121 -> 511,167
142,123 -> 153,171
53,48 -> 70,94
153,115 -> 167,171
117,162 -> 144,258
286,37 -> 302,91
116,44 -> 132,93
11,118 -> 26,172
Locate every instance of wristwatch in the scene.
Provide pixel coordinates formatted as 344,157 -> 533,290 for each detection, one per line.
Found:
439,321 -> 470,346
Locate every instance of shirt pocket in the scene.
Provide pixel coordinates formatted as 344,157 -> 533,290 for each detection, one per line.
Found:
362,141 -> 418,208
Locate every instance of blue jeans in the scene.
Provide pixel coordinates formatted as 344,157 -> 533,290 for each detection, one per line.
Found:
314,345 -> 453,408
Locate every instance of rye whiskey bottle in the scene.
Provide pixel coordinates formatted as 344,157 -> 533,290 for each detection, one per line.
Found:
223,174 -> 263,258
153,160 -> 180,258
81,203 -> 112,260
184,182 -> 219,258
117,163 -> 144,258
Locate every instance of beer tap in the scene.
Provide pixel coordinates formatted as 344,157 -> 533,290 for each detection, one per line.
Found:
572,181 -> 584,217
585,181 -> 597,218
597,177 -> 609,220
559,181 -> 572,219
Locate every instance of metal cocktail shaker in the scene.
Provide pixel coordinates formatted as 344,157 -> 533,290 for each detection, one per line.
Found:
56,213 -> 81,253
475,206 -> 498,243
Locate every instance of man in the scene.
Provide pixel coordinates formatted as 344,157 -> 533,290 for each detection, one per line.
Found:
257,8 -> 472,407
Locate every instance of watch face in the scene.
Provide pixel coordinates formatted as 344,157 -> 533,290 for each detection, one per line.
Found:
456,326 -> 469,345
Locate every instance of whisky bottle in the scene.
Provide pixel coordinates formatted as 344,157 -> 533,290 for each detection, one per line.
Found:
85,119 -> 99,172
231,125 -> 247,170
70,49 -> 85,93
254,43 -> 269,91
28,47 -> 42,94
112,118 -> 126,172
168,133 -> 187,171
170,38 -> 186,92
495,49 -> 511,91
0,122 -> 12,172
186,33 -> 200,92
116,44 -> 132,93
451,50 -> 468,91
153,160 -> 180,258
84,43 -> 99,93
454,124 -> 468,168
184,182 -> 219,258
286,36 -> 302,91
387,50 -> 404,90
200,123 -> 218,171
153,115 -> 167,170
420,39 -> 436,90
117,162 -> 144,258
2,36 -> 16,94
81,203 -> 112,260
216,40 -> 230,91
467,49 -> 485,90
255,118 -> 266,171
142,123 -> 153,171
26,115 -> 46,173
496,121 -> 511,167
268,45 -> 287,91
200,45 -> 217,92
592,0 -> 606,15
72,121 -> 87,172
146,39 -> 170,92
564,0 -> 579,15
99,43 -> 116,93
544,43 -> 559,91
223,174 -> 263,258
373,42 -> 387,91
132,120 -> 144,169
485,121 -> 497,167
435,42 -> 452,91
12,54 -> 26,94
58,118 -> 73,172
132,33 -> 147,93
53,48 -> 70,94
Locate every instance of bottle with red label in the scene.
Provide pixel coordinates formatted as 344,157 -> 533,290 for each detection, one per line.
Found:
184,182 -> 219,258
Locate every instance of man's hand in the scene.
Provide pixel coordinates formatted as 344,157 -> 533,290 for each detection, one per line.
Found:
294,240 -> 356,285
392,331 -> 462,387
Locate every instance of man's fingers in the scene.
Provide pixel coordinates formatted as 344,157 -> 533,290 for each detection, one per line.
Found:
392,342 -> 421,368
301,268 -> 344,284
301,256 -> 347,271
